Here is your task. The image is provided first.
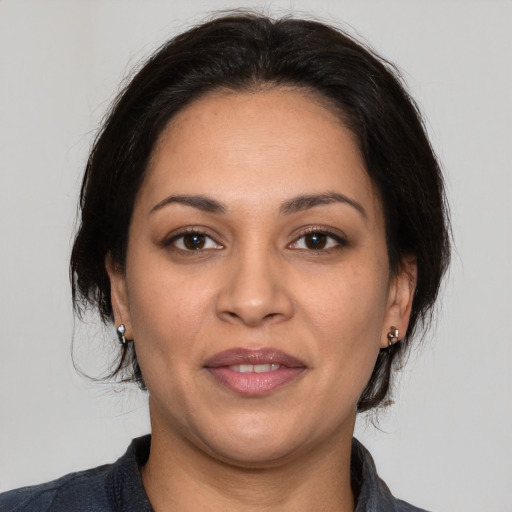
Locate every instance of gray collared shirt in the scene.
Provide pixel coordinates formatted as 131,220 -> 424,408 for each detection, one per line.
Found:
0,435 -> 429,511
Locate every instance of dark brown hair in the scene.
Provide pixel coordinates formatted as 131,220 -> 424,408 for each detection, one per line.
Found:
70,12 -> 450,411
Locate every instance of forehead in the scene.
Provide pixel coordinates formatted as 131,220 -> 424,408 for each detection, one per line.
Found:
141,87 -> 381,220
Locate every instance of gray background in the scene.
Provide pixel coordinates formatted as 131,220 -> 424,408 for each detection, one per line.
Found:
1,1 -> 511,511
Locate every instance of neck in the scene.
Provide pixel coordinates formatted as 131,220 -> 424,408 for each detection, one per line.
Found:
140,406 -> 356,512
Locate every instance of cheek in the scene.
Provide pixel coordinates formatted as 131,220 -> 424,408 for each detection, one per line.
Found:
123,244 -> 217,374
128,272 -> 211,346
305,259 -> 389,329
298,260 -> 389,370
124,267 -> 217,415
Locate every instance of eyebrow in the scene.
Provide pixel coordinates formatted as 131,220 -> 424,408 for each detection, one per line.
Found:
150,191 -> 366,218
150,194 -> 226,215
280,192 -> 366,218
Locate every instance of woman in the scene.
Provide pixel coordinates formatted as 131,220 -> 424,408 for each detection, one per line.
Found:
1,12 -> 450,512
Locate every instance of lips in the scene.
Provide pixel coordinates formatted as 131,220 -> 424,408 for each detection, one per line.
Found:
204,348 -> 306,396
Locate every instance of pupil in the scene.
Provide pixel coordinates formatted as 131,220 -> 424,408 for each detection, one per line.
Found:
306,233 -> 326,249
184,234 -> 205,250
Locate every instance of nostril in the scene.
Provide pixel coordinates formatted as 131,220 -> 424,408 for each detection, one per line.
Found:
215,268 -> 294,326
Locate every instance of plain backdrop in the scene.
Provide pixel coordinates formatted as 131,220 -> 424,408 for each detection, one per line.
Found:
1,1 -> 511,511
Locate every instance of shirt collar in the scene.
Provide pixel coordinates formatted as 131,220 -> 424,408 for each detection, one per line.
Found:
351,437 -> 402,512
107,435 -> 416,512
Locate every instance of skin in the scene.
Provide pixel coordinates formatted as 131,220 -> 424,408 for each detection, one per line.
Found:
106,87 -> 416,512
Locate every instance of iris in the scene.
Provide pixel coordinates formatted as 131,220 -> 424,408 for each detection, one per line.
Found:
304,233 -> 328,250
183,233 -> 206,250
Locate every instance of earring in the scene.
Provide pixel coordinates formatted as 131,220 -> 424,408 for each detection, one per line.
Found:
387,326 -> 399,347
116,324 -> 127,345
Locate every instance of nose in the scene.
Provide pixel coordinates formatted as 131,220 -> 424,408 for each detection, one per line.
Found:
215,247 -> 294,327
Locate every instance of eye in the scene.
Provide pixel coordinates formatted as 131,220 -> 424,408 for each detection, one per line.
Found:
169,231 -> 223,251
289,231 -> 345,251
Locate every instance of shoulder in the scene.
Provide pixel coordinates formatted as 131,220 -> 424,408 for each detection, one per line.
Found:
0,464 -> 113,512
395,498 -> 431,512
351,438 -> 432,512
0,435 -> 152,512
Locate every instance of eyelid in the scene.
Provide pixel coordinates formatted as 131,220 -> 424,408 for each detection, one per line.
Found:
161,225 -> 348,252
163,227 -> 224,251
288,225 -> 349,250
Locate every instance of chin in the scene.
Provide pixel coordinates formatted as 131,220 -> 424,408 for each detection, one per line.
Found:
205,436 -> 302,468
174,411 -> 292,466
189,412 -> 333,469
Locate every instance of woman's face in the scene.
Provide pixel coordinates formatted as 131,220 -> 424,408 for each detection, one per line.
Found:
108,88 -> 414,466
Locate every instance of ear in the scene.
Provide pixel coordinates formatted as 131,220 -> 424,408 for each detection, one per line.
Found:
380,255 -> 417,348
105,253 -> 133,340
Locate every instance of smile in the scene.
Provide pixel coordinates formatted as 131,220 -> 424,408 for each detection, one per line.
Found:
205,348 -> 306,396
229,363 -> 281,373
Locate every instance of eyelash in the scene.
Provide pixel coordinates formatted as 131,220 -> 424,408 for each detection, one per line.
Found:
288,227 -> 348,252
164,228 -> 223,252
163,227 -> 348,253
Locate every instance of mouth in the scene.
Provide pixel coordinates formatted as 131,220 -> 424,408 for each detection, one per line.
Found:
204,348 -> 306,396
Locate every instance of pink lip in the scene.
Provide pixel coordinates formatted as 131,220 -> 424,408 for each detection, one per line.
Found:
204,348 -> 306,396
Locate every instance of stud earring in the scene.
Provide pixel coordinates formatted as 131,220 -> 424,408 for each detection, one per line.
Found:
387,326 -> 399,347
116,324 -> 127,345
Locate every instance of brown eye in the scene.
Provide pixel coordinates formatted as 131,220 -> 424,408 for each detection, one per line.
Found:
289,230 -> 346,251
304,232 -> 328,250
183,233 -> 206,250
170,231 -> 223,252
